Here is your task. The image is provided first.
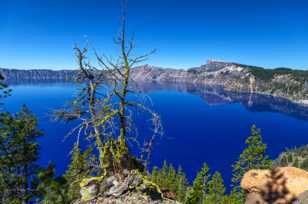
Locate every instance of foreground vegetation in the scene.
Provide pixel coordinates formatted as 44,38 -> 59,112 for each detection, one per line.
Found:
148,125 -> 273,204
276,145 -> 308,170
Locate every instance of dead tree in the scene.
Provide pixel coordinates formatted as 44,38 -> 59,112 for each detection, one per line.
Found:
55,2 -> 162,177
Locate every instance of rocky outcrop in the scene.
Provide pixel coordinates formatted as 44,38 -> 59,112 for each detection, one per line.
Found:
131,61 -> 251,89
74,170 -> 181,204
241,167 -> 308,204
130,61 -> 308,103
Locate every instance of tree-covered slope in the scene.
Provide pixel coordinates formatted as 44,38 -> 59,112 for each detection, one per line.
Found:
275,145 -> 308,170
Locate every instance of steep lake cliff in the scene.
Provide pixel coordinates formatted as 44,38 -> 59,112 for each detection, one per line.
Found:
2,60 -> 308,104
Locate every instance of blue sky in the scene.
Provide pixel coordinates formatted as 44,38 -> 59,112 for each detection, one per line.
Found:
1,0 -> 308,70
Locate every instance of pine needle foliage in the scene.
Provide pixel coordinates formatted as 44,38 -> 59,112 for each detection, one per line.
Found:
0,105 -> 43,203
150,161 -> 188,203
231,124 -> 273,201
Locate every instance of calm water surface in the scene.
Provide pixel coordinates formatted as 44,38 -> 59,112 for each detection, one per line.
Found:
4,82 -> 308,187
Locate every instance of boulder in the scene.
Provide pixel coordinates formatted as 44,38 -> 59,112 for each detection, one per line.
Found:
80,176 -> 104,201
241,167 -> 308,204
75,170 -> 180,204
74,192 -> 181,204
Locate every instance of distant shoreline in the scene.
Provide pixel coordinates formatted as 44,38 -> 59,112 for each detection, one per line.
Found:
1,60 -> 308,105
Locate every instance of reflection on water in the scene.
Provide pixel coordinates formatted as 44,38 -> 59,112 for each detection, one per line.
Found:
134,82 -> 308,121
6,79 -> 308,121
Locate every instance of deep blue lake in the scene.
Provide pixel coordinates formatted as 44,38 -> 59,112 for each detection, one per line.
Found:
4,82 -> 308,187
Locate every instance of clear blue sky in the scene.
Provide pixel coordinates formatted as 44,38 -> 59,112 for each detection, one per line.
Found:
1,0 -> 308,70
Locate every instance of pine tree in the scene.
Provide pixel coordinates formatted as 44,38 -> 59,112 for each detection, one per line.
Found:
300,158 -> 308,170
280,155 -> 288,166
227,189 -> 244,204
166,163 -> 176,191
150,163 -> 188,203
0,73 -> 11,106
293,158 -> 299,167
287,154 -> 293,163
185,163 -> 210,204
0,105 -> 43,203
34,164 -> 70,204
206,171 -> 226,204
160,160 -> 169,187
151,166 -> 160,185
64,142 -> 97,202
34,143 -> 97,204
231,125 -> 272,201
175,166 -> 188,202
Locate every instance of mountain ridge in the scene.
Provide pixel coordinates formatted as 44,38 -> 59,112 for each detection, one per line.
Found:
1,60 -> 308,104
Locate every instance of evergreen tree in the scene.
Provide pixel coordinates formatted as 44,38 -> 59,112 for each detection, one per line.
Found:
34,144 -> 97,204
293,158 -> 299,167
206,171 -> 226,204
150,162 -> 188,203
231,125 -> 272,201
227,189 -> 244,204
174,166 -> 188,202
64,142 -> 97,202
151,161 -> 178,191
287,154 -> 293,163
151,166 -> 160,185
0,73 -> 11,106
166,163 -> 176,191
300,158 -> 308,170
185,163 -> 210,204
160,160 -> 169,187
34,164 -> 69,204
280,155 -> 288,166
0,105 -> 43,203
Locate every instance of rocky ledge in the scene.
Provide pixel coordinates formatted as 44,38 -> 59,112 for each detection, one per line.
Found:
73,170 -> 181,204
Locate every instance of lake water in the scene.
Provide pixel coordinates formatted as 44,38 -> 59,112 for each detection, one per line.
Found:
4,82 -> 308,187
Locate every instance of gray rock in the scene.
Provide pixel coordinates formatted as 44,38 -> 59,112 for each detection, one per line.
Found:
123,169 -> 130,176
104,181 -> 129,197
99,176 -> 116,193
77,170 -> 180,204
80,184 -> 99,201
74,191 -> 182,204
131,174 -> 142,187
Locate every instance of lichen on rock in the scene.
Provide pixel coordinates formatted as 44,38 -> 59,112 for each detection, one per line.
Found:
75,170 -> 181,204
79,176 -> 105,201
